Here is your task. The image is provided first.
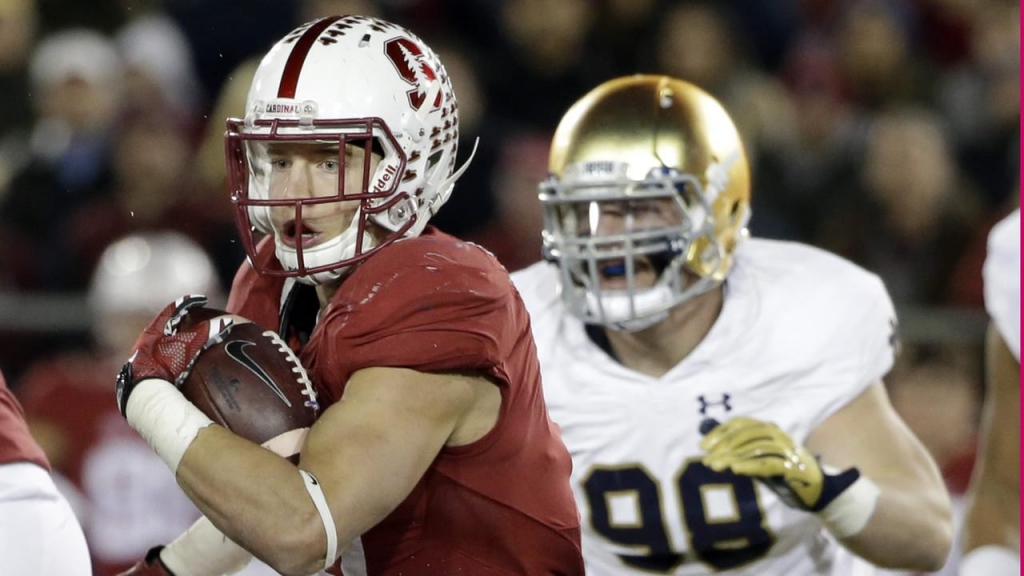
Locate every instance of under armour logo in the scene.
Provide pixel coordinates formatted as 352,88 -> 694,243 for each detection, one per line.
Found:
697,394 -> 732,416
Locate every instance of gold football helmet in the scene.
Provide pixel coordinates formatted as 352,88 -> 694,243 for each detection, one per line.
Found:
540,75 -> 751,330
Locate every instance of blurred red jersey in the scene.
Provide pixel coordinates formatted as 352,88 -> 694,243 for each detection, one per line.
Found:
17,354 -> 200,576
0,369 -> 48,470
229,227 -> 584,575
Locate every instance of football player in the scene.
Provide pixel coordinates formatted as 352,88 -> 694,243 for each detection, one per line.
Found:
959,208 -> 1019,576
511,76 -> 953,575
0,366 -> 91,574
115,16 -> 583,576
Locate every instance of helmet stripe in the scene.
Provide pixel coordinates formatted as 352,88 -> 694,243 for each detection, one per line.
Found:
277,16 -> 343,99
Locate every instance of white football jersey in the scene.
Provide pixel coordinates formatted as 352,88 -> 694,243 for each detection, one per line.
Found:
983,208 -> 1020,361
512,238 -> 898,576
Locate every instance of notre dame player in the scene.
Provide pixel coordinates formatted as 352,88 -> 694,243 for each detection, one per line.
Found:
512,75 -> 953,575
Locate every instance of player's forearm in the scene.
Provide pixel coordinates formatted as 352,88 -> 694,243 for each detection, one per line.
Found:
836,475 -> 952,571
176,425 -> 327,576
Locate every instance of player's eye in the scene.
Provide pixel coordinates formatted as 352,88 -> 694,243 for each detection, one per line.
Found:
628,200 -> 662,215
270,158 -> 291,171
320,159 -> 339,172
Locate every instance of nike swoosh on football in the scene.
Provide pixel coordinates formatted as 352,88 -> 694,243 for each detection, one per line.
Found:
224,340 -> 292,407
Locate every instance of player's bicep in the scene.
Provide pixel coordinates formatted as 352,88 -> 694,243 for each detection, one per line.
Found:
297,367 -> 479,540
805,380 -> 938,483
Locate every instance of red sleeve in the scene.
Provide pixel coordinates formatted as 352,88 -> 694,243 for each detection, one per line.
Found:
319,230 -> 516,381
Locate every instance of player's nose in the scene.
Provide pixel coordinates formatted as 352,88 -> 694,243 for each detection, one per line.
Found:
279,161 -> 316,200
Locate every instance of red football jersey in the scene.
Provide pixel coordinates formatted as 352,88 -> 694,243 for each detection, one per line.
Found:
229,227 -> 584,575
0,368 -> 49,470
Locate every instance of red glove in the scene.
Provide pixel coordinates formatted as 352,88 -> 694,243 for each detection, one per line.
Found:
117,546 -> 175,576
115,295 -> 234,415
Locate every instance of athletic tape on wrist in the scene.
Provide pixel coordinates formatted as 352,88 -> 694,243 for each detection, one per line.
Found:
815,473 -> 881,539
160,516 -> 253,576
958,545 -> 1020,575
125,379 -> 214,474
299,469 -> 338,571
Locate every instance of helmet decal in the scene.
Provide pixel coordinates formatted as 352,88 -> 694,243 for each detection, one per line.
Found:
277,16 -> 342,98
384,36 -> 443,111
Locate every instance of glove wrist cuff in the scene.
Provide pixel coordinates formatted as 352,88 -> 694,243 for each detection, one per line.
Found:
126,379 -> 214,473
814,468 -> 880,539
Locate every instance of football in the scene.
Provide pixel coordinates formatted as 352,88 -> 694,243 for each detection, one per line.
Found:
178,309 -> 320,462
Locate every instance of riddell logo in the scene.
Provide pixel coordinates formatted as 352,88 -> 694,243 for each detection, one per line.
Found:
371,164 -> 398,194
384,37 -> 443,111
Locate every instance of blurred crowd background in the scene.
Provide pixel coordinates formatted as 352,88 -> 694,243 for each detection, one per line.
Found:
0,0 -> 1017,574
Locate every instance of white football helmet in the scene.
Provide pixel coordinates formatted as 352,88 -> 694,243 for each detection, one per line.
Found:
541,76 -> 751,331
89,232 -> 222,353
226,15 -> 470,284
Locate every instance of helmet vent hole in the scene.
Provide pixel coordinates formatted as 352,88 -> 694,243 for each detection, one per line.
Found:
426,150 -> 443,169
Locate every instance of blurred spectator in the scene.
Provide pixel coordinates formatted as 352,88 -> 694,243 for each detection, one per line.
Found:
889,352 -> 980,492
35,0 -> 125,33
165,0 -> 299,110
763,36 -> 862,241
193,57 -> 263,285
815,106 -> 984,305
194,58 -> 259,197
480,0 -> 614,130
836,1 -> 935,110
651,1 -> 801,239
939,1 -> 1019,208
466,131 -> 549,272
592,0 -> 660,74
61,106 -> 239,289
115,14 -> 203,123
299,0 -> 383,21
0,29 -> 122,290
429,43 -> 501,238
16,232 -> 218,576
0,0 -> 39,197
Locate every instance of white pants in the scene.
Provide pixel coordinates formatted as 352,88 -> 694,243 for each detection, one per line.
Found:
0,462 -> 92,575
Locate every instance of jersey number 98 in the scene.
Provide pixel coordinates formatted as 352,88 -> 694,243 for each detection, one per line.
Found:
583,460 -> 775,572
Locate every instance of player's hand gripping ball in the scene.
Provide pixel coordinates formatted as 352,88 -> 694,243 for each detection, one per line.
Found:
116,295 -> 320,461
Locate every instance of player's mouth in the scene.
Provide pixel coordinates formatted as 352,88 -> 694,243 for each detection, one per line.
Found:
596,258 -> 653,287
280,219 -> 322,249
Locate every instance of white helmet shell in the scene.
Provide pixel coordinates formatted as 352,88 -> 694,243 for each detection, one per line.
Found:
226,15 -> 466,284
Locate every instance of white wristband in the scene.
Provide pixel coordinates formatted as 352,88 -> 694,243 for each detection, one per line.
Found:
815,474 -> 881,539
125,379 -> 214,473
160,515 -> 253,576
299,469 -> 338,572
959,545 -> 1020,576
